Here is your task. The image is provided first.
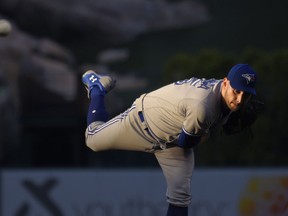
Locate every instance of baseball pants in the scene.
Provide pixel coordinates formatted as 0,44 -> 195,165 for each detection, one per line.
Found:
85,103 -> 194,207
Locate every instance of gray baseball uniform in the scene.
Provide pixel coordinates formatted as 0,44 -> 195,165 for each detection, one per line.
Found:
85,77 -> 229,206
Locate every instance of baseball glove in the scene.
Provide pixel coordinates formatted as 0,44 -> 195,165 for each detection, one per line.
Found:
222,96 -> 264,135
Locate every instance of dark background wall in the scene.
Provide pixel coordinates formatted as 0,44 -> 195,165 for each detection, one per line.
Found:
0,0 -> 287,168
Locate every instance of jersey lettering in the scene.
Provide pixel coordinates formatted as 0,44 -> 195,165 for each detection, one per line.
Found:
174,77 -> 199,86
198,79 -> 218,89
175,78 -> 217,89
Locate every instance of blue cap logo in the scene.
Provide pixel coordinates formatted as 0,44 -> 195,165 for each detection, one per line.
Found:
227,64 -> 257,95
242,73 -> 256,84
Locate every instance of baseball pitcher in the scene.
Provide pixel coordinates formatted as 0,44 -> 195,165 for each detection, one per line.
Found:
82,64 -> 260,216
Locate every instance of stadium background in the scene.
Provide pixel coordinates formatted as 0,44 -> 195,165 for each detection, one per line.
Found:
1,0 -> 288,215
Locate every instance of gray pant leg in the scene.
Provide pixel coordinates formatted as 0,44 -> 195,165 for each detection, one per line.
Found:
85,107 -> 154,152
155,147 -> 194,207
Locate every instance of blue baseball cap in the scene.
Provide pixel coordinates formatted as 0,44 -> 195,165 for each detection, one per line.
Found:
227,64 -> 257,95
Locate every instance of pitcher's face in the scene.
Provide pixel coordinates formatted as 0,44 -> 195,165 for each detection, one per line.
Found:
221,78 -> 251,112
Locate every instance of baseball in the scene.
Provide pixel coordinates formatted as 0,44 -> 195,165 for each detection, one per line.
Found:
0,19 -> 12,37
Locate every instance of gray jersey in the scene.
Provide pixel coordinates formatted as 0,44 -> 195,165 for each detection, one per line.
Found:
139,78 -> 225,143
85,76 -> 227,207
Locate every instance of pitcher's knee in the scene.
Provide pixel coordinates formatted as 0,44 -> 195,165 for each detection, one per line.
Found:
85,138 -> 100,152
84,122 -> 105,152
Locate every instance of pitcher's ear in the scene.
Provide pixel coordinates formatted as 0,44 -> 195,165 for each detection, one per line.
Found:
222,77 -> 228,87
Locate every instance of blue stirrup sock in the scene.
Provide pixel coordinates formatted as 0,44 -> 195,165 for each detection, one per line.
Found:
166,204 -> 188,216
87,87 -> 109,125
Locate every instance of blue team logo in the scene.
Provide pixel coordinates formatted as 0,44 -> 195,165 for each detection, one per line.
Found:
242,73 -> 256,84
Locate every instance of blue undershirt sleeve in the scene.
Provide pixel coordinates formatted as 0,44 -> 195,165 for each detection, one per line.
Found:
178,129 -> 202,148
